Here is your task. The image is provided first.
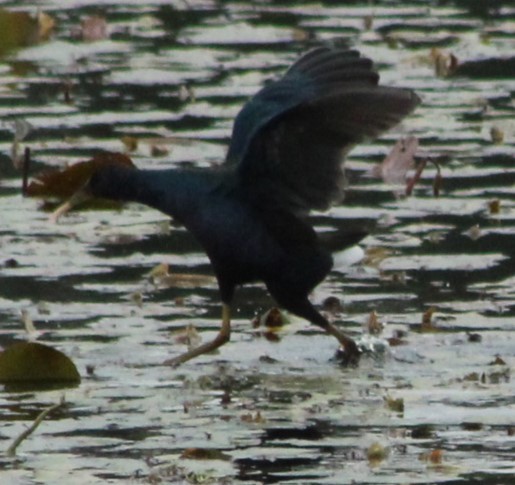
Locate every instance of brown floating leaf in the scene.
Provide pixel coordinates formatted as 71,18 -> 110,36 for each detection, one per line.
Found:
147,262 -> 215,289
372,136 -> 418,185
429,449 -> 444,464
387,336 -> 407,347
363,14 -> 373,30
420,306 -> 438,332
367,442 -> 388,463
385,394 -> 404,413
490,126 -> 504,144
488,355 -> 506,366
263,308 -> 285,328
129,291 -> 143,308
180,448 -> 231,461
419,448 -> 444,464
463,224 -> 482,241
240,411 -> 266,424
158,272 -> 216,289
431,48 -> 458,77
173,324 -> 201,350
0,9 -> 55,56
0,342 -> 80,384
467,332 -> 482,343
362,247 -> 392,267
147,262 -> 170,281
367,310 -> 383,335
252,307 -> 287,329
121,135 -> 138,152
461,422 -> 483,431
150,144 -> 170,157
488,199 -> 501,215
178,84 -> 195,102
322,296 -> 343,315
26,152 -> 135,200
80,15 -> 108,42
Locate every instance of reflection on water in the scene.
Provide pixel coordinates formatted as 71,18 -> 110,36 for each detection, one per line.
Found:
0,1 -> 514,483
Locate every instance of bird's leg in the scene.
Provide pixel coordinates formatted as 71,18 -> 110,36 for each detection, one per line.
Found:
275,294 -> 361,365
318,319 -> 361,365
163,303 -> 231,367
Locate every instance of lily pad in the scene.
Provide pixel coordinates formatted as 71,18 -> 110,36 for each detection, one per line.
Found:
0,342 -> 80,385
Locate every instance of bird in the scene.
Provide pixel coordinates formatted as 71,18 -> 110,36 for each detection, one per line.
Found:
68,46 -> 420,366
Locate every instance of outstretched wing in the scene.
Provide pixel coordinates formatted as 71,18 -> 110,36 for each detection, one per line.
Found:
225,47 -> 420,213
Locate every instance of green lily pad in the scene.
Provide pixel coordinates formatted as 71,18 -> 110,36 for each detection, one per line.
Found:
0,342 -> 80,384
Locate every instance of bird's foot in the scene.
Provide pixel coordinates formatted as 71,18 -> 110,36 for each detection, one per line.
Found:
334,337 -> 361,366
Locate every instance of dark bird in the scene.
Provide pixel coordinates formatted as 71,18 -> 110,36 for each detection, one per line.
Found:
73,47 -> 420,366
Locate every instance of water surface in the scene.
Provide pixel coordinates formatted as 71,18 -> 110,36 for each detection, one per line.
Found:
0,1 -> 514,483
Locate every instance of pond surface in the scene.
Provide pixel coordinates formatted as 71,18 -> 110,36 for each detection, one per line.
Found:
0,1 -> 514,483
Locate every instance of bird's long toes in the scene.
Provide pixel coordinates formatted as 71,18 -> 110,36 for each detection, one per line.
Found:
334,341 -> 362,367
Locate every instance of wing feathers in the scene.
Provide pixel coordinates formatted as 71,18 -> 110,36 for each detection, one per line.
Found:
226,47 -> 420,213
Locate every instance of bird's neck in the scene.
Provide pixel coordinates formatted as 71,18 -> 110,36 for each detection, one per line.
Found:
94,166 -> 218,223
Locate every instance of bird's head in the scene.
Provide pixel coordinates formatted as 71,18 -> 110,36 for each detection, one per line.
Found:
50,161 -> 136,223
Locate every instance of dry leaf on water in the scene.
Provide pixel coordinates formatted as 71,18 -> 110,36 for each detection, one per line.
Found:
372,136 -> 418,186
0,9 -> 55,56
25,152 -> 135,200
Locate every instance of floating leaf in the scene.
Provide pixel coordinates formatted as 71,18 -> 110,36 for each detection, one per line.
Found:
147,262 -> 215,289
430,48 -> 458,77
468,332 -> 482,343
366,310 -> 384,335
80,15 -> 108,42
0,9 -> 55,57
26,152 -> 135,200
411,424 -> 434,439
147,262 -> 170,281
121,135 -> 138,152
461,422 -> 483,431
322,296 -> 343,315
363,247 -> 392,267
489,355 -> 506,366
488,199 -> 501,215
20,309 -> 38,338
385,394 -> 404,413
174,324 -> 202,350
252,308 -> 288,342
421,306 -> 439,332
463,224 -> 482,241
129,291 -> 144,308
490,126 -> 504,144
0,342 -> 80,384
372,136 -> 418,185
178,84 -> 195,102
429,449 -> 443,464
367,442 -> 388,463
150,144 -> 169,157
241,411 -> 266,424
363,14 -> 374,30
255,307 -> 286,329
180,448 -> 231,461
